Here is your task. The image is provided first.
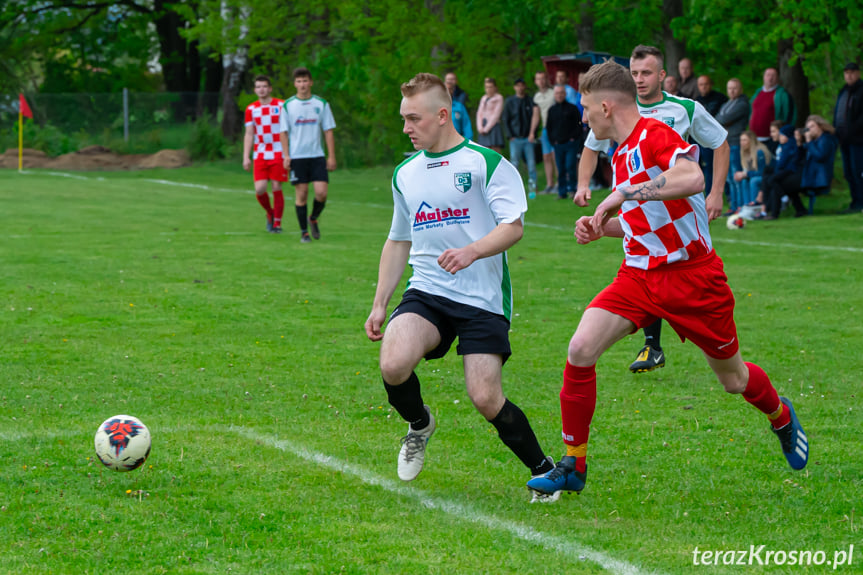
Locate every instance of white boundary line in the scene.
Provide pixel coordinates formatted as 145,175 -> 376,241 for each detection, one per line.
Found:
231,426 -> 662,575
13,170 -> 862,254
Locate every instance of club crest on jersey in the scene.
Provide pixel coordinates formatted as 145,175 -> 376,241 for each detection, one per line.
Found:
413,201 -> 471,230
662,116 -> 675,128
454,172 -> 472,193
628,148 -> 642,173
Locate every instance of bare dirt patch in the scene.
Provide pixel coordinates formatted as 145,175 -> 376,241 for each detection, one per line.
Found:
1,147 -> 191,170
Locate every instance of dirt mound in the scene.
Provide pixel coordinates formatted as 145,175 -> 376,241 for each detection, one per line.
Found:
1,147 -> 191,170
137,149 -> 191,169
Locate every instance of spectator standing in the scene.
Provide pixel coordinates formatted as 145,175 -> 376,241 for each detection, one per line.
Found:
502,78 -> 539,197
663,75 -> 679,96
476,77 -> 505,154
750,67 -> 796,145
695,75 -> 728,195
716,78 -> 750,214
787,115 -> 838,217
677,58 -> 698,99
834,62 -> 863,213
546,85 -> 583,199
555,69 -> 578,105
447,80 -> 473,141
444,72 -> 469,108
530,71 -> 558,194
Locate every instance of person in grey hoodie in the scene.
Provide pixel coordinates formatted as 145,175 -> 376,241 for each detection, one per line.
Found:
716,78 -> 751,214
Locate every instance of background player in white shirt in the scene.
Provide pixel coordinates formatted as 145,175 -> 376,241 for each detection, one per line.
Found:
279,67 -> 337,243
364,73 -> 555,498
242,75 -> 286,233
574,45 -> 730,374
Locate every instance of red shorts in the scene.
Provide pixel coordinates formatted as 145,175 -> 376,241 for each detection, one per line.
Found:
587,251 -> 740,359
253,158 -> 287,182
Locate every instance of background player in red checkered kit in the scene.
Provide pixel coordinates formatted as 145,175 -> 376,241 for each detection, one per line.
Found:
364,73 -> 556,500
279,67 -> 337,243
527,61 -> 809,499
243,75 -> 287,233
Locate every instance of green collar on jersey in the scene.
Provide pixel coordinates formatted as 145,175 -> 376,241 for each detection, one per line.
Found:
423,138 -> 467,158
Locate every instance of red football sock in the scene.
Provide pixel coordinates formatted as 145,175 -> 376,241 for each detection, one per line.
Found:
256,192 -> 273,217
742,362 -> 789,429
560,361 -> 596,473
272,190 -> 284,226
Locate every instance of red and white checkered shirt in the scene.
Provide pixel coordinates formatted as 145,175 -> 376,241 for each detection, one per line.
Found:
613,117 -> 711,270
244,99 -> 284,160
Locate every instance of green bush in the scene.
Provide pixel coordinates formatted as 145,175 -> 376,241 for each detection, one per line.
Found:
186,115 -> 227,162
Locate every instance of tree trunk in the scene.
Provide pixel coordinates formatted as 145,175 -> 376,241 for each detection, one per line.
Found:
203,51 -> 223,117
219,2 -> 250,141
778,38 -> 809,127
153,0 -> 188,92
425,0 -> 448,70
576,0 -> 594,52
662,0 -> 685,77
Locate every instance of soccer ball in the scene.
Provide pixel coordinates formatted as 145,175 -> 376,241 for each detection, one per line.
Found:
726,214 -> 745,230
94,415 -> 151,471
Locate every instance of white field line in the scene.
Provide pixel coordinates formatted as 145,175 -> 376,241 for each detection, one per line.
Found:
231,426 -> 662,575
14,170 -> 862,254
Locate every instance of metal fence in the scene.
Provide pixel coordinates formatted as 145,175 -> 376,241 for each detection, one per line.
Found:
1,92 -> 222,157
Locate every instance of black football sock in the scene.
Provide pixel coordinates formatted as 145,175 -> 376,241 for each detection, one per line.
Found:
489,399 -> 551,474
384,372 -> 429,430
643,319 -> 663,350
295,204 -> 308,233
310,199 -> 326,221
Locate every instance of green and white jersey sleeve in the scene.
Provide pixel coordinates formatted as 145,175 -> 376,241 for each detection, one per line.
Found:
389,140 -> 526,319
585,91 -> 728,152
278,95 -> 336,159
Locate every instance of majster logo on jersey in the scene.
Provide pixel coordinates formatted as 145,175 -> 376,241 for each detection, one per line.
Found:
413,201 -> 471,230
427,161 -> 450,169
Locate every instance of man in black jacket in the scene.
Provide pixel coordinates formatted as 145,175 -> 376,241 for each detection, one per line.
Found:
502,78 -> 539,197
834,62 -> 863,213
546,85 -> 583,199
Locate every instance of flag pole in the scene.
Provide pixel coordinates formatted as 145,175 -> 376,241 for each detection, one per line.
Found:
18,109 -> 23,172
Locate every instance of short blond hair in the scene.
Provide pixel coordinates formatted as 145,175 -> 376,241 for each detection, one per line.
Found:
579,60 -> 637,102
401,73 -> 451,113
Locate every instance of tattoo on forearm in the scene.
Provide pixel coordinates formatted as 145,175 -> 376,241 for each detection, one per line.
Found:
621,175 -> 666,200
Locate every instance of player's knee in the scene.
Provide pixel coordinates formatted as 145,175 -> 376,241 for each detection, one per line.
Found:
719,373 -> 747,394
467,386 -> 500,417
567,334 -> 599,366
379,354 -> 412,386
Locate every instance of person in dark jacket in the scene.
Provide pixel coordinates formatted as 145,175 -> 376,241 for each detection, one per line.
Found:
834,62 -> 863,213
763,124 -> 801,219
695,75 -> 728,195
502,78 -> 539,196
716,78 -> 750,214
545,85 -> 583,199
787,115 -> 838,217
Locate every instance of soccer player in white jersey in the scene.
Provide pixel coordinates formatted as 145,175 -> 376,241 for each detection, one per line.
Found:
527,60 -> 808,499
575,45 -> 731,374
279,67 -> 337,243
364,73 -> 556,498
243,75 -> 286,233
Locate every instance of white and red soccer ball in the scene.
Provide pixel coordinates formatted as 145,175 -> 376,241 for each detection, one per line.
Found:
726,213 -> 745,230
94,415 -> 151,471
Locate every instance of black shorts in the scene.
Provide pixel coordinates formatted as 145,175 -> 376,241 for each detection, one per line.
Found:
389,289 -> 512,364
289,157 -> 328,185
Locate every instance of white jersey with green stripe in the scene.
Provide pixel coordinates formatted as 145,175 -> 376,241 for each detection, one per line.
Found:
278,95 -> 336,159
389,139 -> 527,320
585,91 -> 727,152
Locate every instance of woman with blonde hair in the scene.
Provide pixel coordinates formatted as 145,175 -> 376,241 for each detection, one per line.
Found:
733,130 -> 773,209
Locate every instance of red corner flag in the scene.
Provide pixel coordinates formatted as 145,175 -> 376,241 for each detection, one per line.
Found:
19,93 -> 33,119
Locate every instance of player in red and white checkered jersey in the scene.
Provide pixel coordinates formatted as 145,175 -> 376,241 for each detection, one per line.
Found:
527,61 -> 807,500
243,75 -> 287,233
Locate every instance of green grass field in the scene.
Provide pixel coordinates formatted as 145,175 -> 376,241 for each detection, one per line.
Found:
1,163 -> 861,574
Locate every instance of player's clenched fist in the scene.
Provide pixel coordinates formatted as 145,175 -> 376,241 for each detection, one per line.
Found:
575,216 -> 603,244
